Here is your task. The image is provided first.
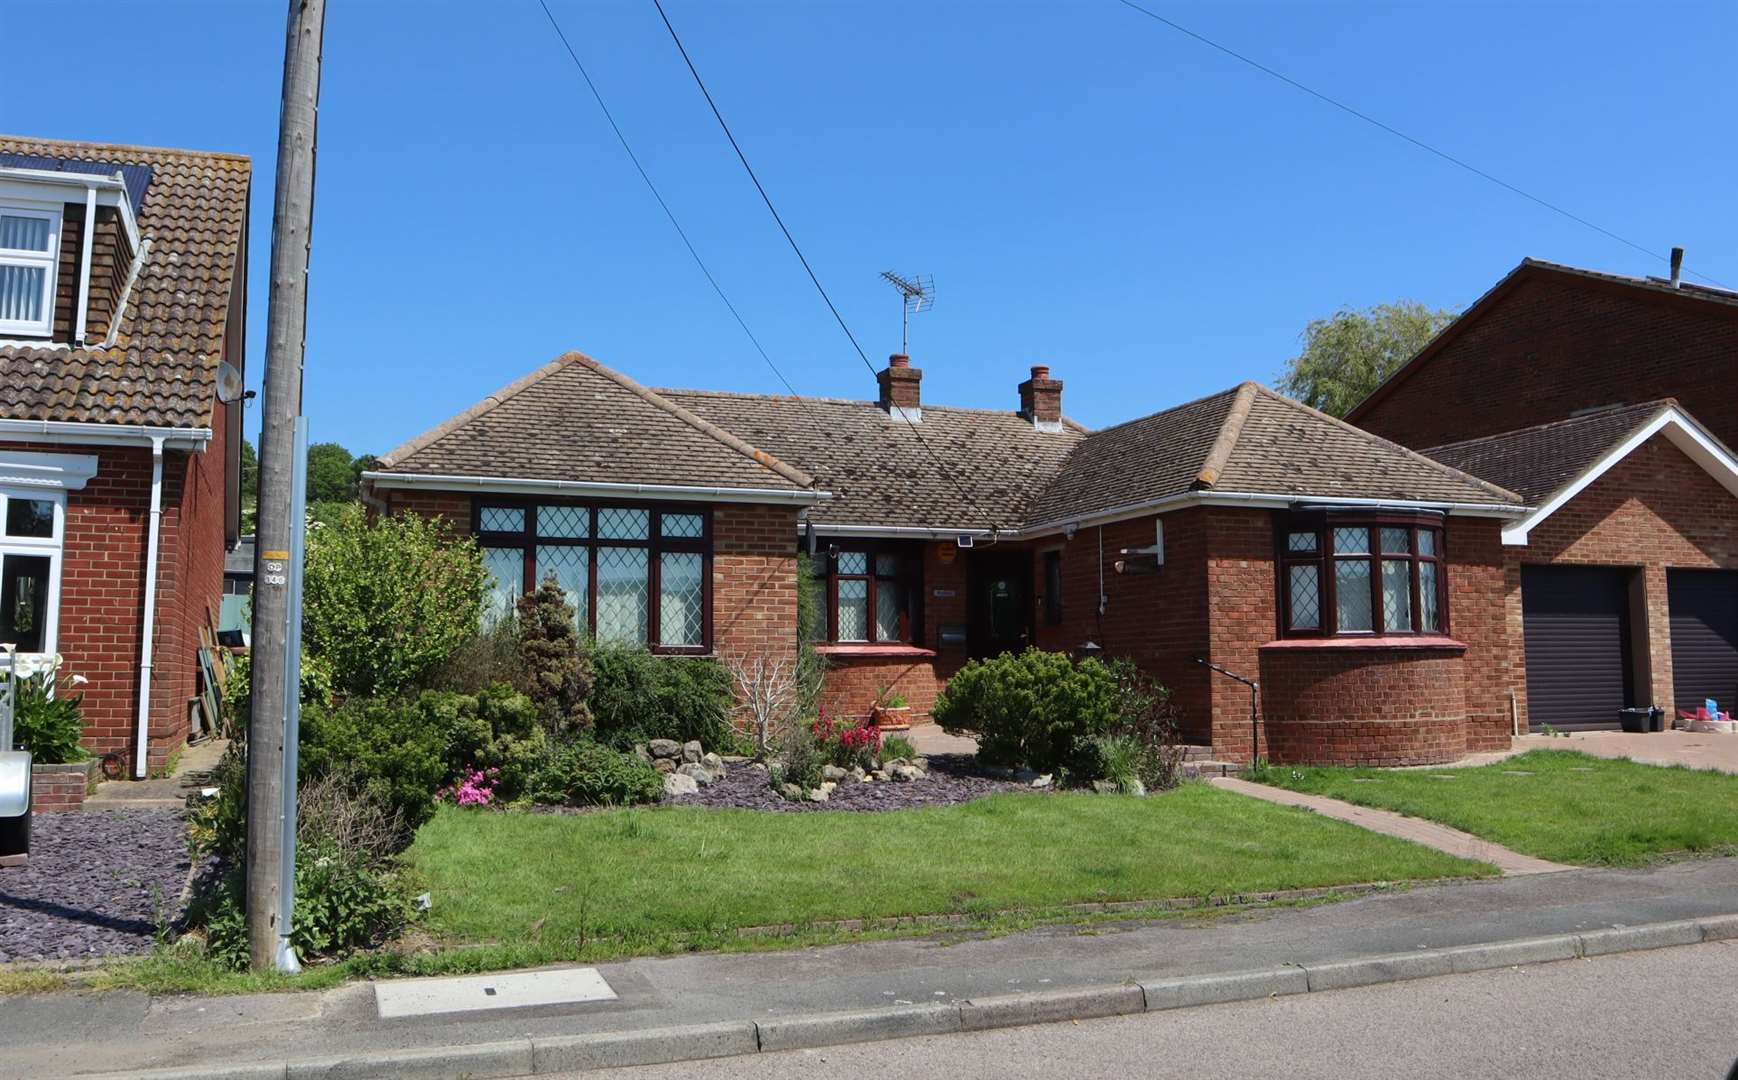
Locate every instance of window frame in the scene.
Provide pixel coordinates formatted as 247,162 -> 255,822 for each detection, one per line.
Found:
0,486 -> 66,659
1276,510 -> 1447,639
472,498 -> 713,655
0,202 -> 62,339
818,543 -> 921,645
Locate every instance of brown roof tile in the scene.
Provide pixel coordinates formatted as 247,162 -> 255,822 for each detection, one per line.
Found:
1422,401 -> 1673,503
0,135 -> 251,428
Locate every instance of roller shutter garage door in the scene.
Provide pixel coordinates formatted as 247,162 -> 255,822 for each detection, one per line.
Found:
1668,569 -> 1738,715
1521,566 -> 1633,731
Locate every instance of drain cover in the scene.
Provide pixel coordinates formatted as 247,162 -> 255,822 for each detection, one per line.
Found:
375,967 -> 617,1018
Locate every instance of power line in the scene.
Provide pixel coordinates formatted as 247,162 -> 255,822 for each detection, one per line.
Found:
647,0 -> 1007,533
534,0 -> 815,411
1111,0 -> 1731,290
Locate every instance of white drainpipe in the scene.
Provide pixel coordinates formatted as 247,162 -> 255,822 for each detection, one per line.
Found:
134,436 -> 165,779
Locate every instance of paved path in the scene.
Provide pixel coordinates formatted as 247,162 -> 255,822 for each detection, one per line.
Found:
1209,776 -> 1571,875
573,940 -> 1738,1080
81,737 -> 228,811
11,856 -> 1737,1077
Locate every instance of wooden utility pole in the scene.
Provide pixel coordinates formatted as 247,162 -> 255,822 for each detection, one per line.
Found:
247,0 -> 326,972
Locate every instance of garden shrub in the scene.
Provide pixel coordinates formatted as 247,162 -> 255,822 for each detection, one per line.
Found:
418,685 -> 545,803
7,661 -> 86,763
769,720 -> 824,793
1082,733 -> 1143,793
1107,658 -> 1187,793
810,711 -> 878,770
934,648 -> 1120,774
515,577 -> 592,737
879,734 -> 917,762
588,645 -> 734,749
299,696 -> 449,837
529,739 -> 664,807
302,504 -> 489,696
223,649 -> 335,736
426,617 -> 527,696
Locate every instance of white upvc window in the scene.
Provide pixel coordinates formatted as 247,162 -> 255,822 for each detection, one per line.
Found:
0,487 -> 65,659
0,203 -> 61,338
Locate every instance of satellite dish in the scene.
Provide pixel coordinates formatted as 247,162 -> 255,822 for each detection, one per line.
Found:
215,361 -> 245,404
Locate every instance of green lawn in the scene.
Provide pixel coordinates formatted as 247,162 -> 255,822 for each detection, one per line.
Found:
405,785 -> 1488,967
1255,750 -> 1738,867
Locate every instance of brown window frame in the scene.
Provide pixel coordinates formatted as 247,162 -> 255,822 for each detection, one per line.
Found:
472,497 -> 712,655
819,544 -> 921,645
1276,510 -> 1447,639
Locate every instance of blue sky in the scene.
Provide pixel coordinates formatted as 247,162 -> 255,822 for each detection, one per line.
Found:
8,1 -> 1735,454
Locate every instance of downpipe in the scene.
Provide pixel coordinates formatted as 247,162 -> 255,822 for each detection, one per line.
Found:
133,436 -> 165,779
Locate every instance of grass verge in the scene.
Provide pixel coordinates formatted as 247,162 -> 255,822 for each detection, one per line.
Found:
1252,749 -> 1738,867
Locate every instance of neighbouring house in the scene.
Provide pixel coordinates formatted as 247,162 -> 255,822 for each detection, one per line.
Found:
364,350 -> 1531,765
1349,254 -> 1738,733
0,135 -> 250,776
221,533 -> 255,643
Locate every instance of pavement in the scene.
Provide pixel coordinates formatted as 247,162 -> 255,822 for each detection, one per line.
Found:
567,939 -> 1738,1080
80,737 -> 228,811
1208,776 -> 1571,875
1514,728 -> 1738,774
8,856 -> 1738,1078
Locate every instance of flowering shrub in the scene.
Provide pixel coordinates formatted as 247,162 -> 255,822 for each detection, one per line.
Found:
439,767 -> 500,807
810,710 -> 879,770
3,654 -> 89,763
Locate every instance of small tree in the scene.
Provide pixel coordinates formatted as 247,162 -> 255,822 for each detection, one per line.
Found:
1276,301 -> 1456,417
727,653 -> 802,753
515,576 -> 592,737
302,504 -> 489,696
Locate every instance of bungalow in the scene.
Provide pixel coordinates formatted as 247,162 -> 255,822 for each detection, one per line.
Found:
0,135 -> 250,777
1350,255 -> 1738,733
364,350 -> 1529,765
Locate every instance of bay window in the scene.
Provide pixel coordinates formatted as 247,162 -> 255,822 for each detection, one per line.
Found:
477,500 -> 710,654
813,544 -> 919,644
1279,512 -> 1445,638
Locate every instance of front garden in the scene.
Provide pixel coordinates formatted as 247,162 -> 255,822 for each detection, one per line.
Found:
1254,750 -> 1738,867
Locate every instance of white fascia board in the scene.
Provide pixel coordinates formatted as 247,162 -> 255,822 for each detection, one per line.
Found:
1502,406 -> 1738,546
803,523 -> 998,539
0,172 -> 140,250
1020,490 -> 1526,539
362,471 -> 833,505
0,448 -> 100,490
0,419 -> 210,451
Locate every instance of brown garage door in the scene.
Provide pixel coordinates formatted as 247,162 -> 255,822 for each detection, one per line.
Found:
1522,566 -> 1633,731
1668,569 -> 1738,716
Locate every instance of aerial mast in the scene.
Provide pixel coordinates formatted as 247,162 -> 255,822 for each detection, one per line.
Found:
879,270 -> 935,355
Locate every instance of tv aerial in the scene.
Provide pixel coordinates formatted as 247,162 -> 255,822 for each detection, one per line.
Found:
880,271 -> 935,355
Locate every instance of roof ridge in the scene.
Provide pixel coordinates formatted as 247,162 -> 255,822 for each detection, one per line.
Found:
587,359 -> 817,489
1421,400 -> 1677,455
375,354 -> 580,467
656,384 -> 1087,425
0,134 -> 252,165
1195,382 -> 1258,489
1073,383 -> 1244,441
1251,384 -> 1527,505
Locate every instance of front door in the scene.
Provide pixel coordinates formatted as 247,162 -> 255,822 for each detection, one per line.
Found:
969,551 -> 1032,659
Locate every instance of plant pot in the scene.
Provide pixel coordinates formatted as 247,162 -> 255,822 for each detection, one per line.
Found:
871,705 -> 912,732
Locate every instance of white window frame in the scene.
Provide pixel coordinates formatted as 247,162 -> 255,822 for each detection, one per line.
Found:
0,201 -> 62,339
0,486 -> 67,661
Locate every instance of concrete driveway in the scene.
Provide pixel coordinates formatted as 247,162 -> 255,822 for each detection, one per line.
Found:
1513,730 -> 1738,774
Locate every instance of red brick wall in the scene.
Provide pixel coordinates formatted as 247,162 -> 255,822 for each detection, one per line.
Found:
1446,518 -> 1513,751
1354,272 -> 1738,450
30,762 -> 98,813
711,503 -> 800,670
1506,434 -> 1738,727
382,488 -> 470,529
1260,646 -> 1468,765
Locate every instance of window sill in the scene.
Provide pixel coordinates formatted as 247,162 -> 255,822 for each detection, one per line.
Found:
812,643 -> 938,659
1260,634 -> 1466,652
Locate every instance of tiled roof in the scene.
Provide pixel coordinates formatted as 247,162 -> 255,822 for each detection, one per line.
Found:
1028,383 -> 1523,525
659,389 -> 1085,531
0,135 -> 251,429
376,353 -> 818,494
1422,401 -> 1672,504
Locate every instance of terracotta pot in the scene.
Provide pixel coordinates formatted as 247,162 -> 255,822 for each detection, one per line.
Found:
871,705 -> 913,732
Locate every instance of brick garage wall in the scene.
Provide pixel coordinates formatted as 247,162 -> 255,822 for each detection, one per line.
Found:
1260,647 -> 1468,765
1506,434 -> 1738,728
1033,509 -> 1215,745
1355,272 -> 1738,450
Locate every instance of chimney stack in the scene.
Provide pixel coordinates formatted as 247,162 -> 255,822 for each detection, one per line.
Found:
878,354 -> 922,421
1019,365 -> 1064,432
1670,247 -> 1684,288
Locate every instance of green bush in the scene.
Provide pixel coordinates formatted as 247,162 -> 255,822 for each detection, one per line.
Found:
1082,733 -> 1142,792
516,577 -> 592,736
302,504 -> 489,696
223,649 -> 335,736
529,740 -> 663,807
424,617 -> 527,696
934,649 -> 1121,774
879,734 -> 917,762
420,685 -> 546,802
1107,658 -> 1187,793
299,696 -> 449,837
588,645 -> 734,750
769,721 -> 824,793
9,665 -> 86,764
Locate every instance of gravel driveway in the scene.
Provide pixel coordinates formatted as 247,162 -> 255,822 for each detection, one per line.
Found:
0,809 -> 191,964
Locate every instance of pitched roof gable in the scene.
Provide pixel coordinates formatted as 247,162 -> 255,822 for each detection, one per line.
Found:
1347,257 -> 1738,427
0,134 -> 251,429
375,353 -> 819,495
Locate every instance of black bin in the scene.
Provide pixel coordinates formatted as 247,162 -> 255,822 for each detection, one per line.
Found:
1618,707 -> 1657,734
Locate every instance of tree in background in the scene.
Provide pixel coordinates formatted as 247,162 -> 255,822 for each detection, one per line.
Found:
1276,301 -> 1456,417
239,438 -> 374,534
240,439 -> 259,534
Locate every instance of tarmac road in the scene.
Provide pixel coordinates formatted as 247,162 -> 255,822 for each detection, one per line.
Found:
572,940 -> 1738,1080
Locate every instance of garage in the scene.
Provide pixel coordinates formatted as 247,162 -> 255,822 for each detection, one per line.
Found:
1667,569 -> 1738,716
1521,566 -> 1634,730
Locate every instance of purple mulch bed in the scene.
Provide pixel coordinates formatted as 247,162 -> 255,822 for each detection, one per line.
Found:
0,809 -> 191,964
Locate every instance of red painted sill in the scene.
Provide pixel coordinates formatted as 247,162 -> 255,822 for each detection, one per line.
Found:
1260,635 -> 1466,652
812,643 -> 938,659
